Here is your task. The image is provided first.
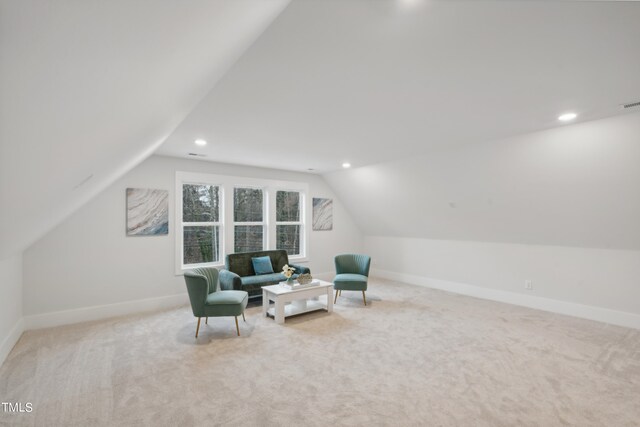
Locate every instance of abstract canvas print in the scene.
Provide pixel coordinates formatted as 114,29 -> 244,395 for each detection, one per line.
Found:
312,198 -> 333,231
126,188 -> 169,236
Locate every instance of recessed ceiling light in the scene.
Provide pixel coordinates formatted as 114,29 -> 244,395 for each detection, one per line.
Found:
342,162 -> 351,169
558,113 -> 577,122
194,139 -> 207,146
400,0 -> 421,7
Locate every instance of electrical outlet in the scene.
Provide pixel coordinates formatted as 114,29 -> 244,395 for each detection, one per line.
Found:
525,280 -> 533,290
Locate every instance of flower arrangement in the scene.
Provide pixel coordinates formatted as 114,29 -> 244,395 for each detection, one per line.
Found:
282,264 -> 296,282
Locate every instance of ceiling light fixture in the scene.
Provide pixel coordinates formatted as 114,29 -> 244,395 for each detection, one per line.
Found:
558,112 -> 577,122
342,162 -> 351,169
400,0 -> 421,7
194,139 -> 207,146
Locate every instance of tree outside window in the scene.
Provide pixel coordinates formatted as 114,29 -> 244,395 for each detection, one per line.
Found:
182,184 -> 221,265
234,187 -> 265,253
276,190 -> 302,256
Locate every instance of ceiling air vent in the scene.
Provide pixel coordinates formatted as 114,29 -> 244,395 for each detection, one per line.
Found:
620,100 -> 640,111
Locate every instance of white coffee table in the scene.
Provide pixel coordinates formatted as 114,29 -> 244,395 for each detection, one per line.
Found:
262,280 -> 334,324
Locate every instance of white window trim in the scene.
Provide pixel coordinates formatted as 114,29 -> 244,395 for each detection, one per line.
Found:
176,171 -> 309,275
176,178 -> 225,274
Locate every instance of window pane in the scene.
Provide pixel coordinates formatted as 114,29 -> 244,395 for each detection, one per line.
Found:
183,226 -> 219,264
234,225 -> 264,253
234,188 -> 263,222
277,225 -> 300,256
276,191 -> 300,222
183,184 -> 219,222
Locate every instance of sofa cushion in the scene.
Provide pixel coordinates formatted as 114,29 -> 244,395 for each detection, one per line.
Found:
251,256 -> 274,275
226,250 -> 289,277
241,273 -> 287,289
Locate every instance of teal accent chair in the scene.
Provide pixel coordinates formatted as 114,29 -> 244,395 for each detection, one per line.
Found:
333,254 -> 372,305
184,267 -> 248,338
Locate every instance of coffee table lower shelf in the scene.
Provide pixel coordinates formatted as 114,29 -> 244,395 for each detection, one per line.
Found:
262,281 -> 334,324
266,299 -> 328,321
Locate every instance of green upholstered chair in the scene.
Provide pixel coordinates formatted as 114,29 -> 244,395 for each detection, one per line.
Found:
333,254 -> 372,305
184,267 -> 248,338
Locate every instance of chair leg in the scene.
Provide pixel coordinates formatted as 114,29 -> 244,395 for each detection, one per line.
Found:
362,291 -> 367,306
242,312 -> 246,322
205,317 -> 208,324
334,289 -> 339,304
235,316 -> 240,336
339,290 -> 342,296
195,317 -> 201,338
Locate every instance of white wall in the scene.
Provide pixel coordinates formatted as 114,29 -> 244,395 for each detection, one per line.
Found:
0,254 -> 23,366
22,155 -> 362,324
325,113 -> 640,250
367,236 -> 640,327
323,113 -> 640,328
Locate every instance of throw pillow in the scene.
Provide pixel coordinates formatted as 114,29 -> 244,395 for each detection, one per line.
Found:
252,256 -> 274,275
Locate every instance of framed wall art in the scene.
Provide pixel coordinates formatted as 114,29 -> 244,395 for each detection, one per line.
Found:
312,197 -> 333,231
126,188 -> 169,236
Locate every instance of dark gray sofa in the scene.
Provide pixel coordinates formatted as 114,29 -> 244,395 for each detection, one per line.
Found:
219,250 -> 310,297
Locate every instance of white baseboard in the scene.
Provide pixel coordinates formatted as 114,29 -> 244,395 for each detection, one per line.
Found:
0,317 -> 25,367
372,269 -> 640,330
22,274 -> 335,332
24,293 -> 189,331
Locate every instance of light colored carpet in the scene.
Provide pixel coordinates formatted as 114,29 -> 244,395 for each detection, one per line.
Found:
1,278 -> 639,426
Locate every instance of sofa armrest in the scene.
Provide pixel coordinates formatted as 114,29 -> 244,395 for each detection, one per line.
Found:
219,269 -> 242,291
290,263 -> 310,275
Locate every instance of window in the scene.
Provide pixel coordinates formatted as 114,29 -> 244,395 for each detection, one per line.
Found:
233,187 -> 265,253
176,172 -> 308,273
276,191 -> 303,256
181,184 -> 222,266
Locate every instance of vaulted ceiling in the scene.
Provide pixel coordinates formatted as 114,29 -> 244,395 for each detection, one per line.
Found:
2,0 -> 640,259
158,0 -> 640,173
0,0 -> 290,259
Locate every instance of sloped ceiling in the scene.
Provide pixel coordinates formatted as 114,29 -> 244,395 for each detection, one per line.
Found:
3,1 -> 640,259
0,0 -> 290,259
324,112 -> 640,251
158,0 -> 640,174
